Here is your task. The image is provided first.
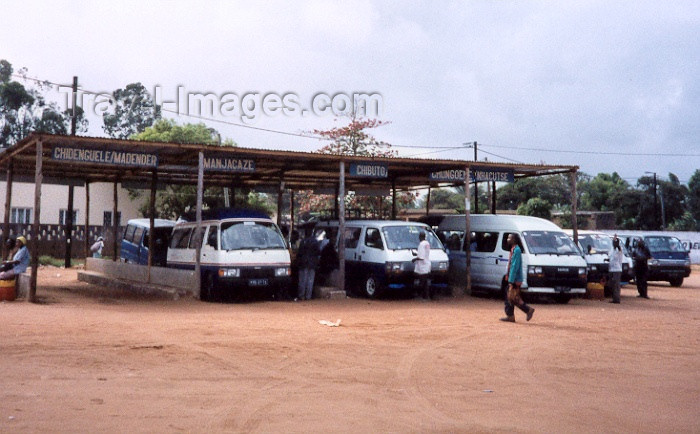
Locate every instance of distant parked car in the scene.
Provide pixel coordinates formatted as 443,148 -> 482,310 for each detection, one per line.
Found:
120,218 -> 176,266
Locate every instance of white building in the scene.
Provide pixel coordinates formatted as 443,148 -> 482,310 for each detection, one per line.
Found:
0,181 -> 145,227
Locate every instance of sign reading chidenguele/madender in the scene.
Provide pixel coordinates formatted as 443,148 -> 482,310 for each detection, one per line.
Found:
52,146 -> 158,168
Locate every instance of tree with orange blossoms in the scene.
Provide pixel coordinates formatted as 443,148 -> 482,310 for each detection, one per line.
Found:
295,116 -> 417,220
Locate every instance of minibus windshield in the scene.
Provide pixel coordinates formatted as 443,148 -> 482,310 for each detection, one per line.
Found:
220,221 -> 286,251
382,225 -> 443,250
646,236 -> 685,253
522,231 -> 580,255
579,234 -> 613,254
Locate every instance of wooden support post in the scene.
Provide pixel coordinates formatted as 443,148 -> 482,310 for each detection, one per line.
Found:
195,152 -> 204,291
64,184 -> 74,267
425,187 -> 431,217
391,179 -> 397,220
2,160 -> 13,260
112,181 -> 118,261
84,182 -> 90,259
465,165 -> 472,294
29,141 -> 42,303
277,177 -> 284,227
338,161 -> 346,294
571,170 -> 578,245
289,190 -> 295,246
148,170 -> 157,282
491,180 -> 497,214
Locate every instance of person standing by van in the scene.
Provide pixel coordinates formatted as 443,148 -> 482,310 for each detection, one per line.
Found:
608,236 -> 624,304
90,236 -> 104,258
501,233 -> 535,323
296,229 -> 321,301
413,231 -> 432,300
633,239 -> 651,299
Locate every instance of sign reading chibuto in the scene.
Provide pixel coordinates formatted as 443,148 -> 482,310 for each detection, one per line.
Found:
348,162 -> 388,178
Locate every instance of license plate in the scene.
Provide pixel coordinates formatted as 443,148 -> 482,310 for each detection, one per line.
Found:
555,286 -> 571,292
249,278 -> 269,286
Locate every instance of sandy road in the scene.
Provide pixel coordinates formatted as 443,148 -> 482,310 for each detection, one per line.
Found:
1,267 -> 698,433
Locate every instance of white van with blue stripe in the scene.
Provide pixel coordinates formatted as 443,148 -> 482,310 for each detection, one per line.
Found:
167,209 -> 291,301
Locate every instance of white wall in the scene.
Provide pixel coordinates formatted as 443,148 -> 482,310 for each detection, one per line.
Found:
0,181 -> 146,225
600,230 -> 700,264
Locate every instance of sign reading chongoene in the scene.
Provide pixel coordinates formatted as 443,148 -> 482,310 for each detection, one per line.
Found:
349,162 -> 388,178
52,146 -> 158,167
429,167 -> 514,183
203,154 -> 255,172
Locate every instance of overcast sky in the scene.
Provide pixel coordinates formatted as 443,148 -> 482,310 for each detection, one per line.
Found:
2,0 -> 698,183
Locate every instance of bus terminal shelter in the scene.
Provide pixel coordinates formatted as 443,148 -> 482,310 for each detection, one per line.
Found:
0,133 -> 580,302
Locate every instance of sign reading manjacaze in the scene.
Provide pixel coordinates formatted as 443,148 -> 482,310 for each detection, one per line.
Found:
203,154 -> 255,173
429,167 -> 514,183
52,146 -> 158,168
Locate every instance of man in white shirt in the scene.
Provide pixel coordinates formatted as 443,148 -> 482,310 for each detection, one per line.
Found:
413,231 -> 432,300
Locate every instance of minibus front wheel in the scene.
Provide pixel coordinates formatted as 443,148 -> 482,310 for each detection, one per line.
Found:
363,274 -> 383,299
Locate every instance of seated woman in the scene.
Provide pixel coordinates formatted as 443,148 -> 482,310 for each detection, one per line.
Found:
0,235 -> 30,280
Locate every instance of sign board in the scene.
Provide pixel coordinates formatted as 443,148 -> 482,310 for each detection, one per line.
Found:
52,146 -> 158,168
203,154 -> 255,173
429,167 -> 514,183
348,162 -> 388,178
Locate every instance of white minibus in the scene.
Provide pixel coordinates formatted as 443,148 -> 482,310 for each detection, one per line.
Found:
437,214 -> 587,303
167,209 -> 291,301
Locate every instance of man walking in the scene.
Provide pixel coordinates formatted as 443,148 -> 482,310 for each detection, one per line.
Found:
608,236 -> 624,304
501,233 -> 535,323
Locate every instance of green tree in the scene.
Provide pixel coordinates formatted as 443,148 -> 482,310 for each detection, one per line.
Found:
102,82 -> 160,139
130,120 -> 260,219
0,59 -> 87,148
517,197 -> 553,219
496,174 -> 574,211
688,169 -> 700,228
668,211 -> 697,231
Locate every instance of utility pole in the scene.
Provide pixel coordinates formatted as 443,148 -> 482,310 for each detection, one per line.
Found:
64,76 -> 77,268
473,141 -> 478,214
645,171 -> 660,230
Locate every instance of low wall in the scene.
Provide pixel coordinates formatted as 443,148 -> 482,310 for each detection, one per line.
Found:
85,258 -> 198,295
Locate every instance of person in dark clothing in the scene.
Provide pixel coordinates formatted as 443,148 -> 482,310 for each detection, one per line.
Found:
296,229 -> 321,300
318,239 -> 339,286
501,233 -> 535,323
633,239 -> 652,299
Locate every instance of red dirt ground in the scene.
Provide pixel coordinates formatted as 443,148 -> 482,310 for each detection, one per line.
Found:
1,266 -> 699,433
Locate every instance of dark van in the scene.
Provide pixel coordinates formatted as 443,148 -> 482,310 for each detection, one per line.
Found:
120,218 -> 176,266
621,234 -> 691,287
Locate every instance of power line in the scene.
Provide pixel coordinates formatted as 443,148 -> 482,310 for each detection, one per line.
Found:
480,142 -> 700,157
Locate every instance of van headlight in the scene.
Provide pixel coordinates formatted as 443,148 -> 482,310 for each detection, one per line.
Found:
578,267 -> 587,276
649,259 -> 659,267
275,267 -> 291,277
684,260 -> 691,267
385,262 -> 405,274
219,268 -> 240,278
437,261 -> 448,271
528,266 -> 543,275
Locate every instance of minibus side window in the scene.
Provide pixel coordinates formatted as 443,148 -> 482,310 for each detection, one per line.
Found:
344,227 -> 362,249
124,224 -> 136,243
170,229 -> 185,249
466,232 -> 499,252
501,232 -> 519,252
188,226 -> 206,249
176,228 -> 193,249
206,225 -> 218,249
364,227 -> 384,250
133,227 -> 145,245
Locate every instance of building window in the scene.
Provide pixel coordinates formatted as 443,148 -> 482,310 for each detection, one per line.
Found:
103,211 -> 121,228
59,209 -> 78,226
10,207 -> 32,224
